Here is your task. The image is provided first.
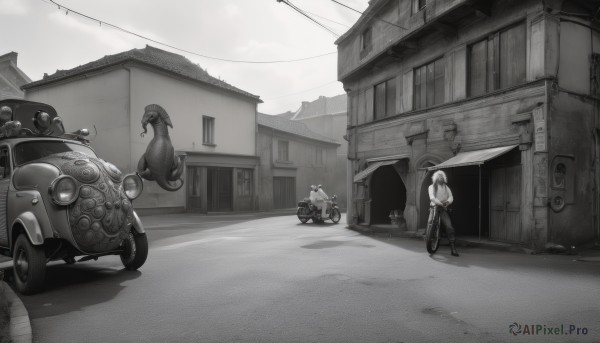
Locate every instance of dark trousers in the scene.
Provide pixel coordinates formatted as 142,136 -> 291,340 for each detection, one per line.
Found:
428,207 -> 456,242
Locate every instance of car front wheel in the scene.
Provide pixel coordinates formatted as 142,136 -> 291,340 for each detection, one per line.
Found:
13,234 -> 46,294
120,230 -> 148,271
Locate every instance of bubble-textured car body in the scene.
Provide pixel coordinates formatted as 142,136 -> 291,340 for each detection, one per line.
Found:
0,99 -> 148,294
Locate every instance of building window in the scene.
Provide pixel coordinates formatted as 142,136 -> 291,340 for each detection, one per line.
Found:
202,116 -> 215,145
374,78 -> 396,120
361,27 -> 372,52
360,26 -> 373,59
277,140 -> 289,162
413,0 -> 426,13
414,58 -> 445,110
468,22 -> 526,97
237,169 -> 253,196
315,147 -> 326,166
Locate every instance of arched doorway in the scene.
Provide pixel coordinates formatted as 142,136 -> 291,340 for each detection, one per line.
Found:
370,164 -> 406,224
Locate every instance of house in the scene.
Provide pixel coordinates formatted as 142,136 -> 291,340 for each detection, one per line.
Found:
22,45 -> 262,214
257,112 -> 340,210
0,52 -> 31,100
336,0 -> 600,249
282,94 -> 349,209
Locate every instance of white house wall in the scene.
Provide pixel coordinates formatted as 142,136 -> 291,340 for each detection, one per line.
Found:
128,66 -> 257,210
25,69 -> 132,173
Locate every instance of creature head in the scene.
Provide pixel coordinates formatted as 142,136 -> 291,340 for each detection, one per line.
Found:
141,104 -> 173,135
432,170 -> 448,184
0,106 -> 12,126
310,185 -> 317,191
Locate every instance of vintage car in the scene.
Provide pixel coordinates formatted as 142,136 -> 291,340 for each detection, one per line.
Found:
0,99 -> 147,294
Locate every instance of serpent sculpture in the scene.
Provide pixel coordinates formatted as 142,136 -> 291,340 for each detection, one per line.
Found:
137,104 -> 185,191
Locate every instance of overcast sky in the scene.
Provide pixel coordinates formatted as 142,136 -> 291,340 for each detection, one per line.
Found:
0,0 -> 368,114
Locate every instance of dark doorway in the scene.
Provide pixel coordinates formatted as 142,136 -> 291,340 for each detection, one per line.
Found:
444,166 -> 482,237
370,165 -> 406,224
187,166 -> 203,212
273,177 -> 296,209
207,167 -> 233,212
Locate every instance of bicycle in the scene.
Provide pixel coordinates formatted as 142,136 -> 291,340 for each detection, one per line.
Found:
425,205 -> 442,254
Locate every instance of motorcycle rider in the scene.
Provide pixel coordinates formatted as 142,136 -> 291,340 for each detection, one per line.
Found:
317,184 -> 330,218
428,170 -> 459,256
309,184 -> 327,219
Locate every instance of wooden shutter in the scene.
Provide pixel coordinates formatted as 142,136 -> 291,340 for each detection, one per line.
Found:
374,82 -> 386,120
386,78 -> 396,116
434,58 -> 445,105
414,67 -> 422,109
365,87 -> 374,123
426,63 -> 435,107
469,40 -> 487,96
403,70 -> 413,112
500,23 -> 527,89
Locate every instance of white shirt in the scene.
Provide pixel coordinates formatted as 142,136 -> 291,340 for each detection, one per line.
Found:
428,183 -> 453,207
309,190 -> 320,203
317,188 -> 328,200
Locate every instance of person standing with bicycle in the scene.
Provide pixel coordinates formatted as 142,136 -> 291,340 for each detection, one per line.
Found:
428,170 -> 459,257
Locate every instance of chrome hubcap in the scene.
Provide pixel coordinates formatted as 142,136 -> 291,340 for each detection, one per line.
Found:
15,248 -> 29,282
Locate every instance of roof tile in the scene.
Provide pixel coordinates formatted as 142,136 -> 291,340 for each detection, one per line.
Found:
23,45 -> 260,102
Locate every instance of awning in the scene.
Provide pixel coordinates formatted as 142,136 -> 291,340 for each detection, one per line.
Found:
428,145 -> 518,170
353,159 -> 399,183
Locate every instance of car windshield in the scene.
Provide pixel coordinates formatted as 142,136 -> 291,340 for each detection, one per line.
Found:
14,141 -> 96,166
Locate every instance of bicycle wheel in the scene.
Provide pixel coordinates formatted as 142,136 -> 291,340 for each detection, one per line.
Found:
425,209 -> 441,254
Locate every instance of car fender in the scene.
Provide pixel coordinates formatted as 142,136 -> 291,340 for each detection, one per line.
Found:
132,211 -> 145,234
12,212 -> 45,245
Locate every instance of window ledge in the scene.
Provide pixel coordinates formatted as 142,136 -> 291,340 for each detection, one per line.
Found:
202,143 -> 217,147
273,161 -> 296,169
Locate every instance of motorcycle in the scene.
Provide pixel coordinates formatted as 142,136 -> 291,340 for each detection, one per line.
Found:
297,195 -> 341,224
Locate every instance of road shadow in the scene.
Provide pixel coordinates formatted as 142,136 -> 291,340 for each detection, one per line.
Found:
11,263 -> 141,319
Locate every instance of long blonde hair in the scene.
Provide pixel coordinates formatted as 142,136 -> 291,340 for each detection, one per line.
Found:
431,170 -> 448,196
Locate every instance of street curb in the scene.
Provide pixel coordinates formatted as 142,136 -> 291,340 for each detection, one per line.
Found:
0,281 -> 32,343
347,224 -> 533,254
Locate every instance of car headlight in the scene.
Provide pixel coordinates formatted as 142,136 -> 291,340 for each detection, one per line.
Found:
49,175 -> 78,205
123,174 -> 143,200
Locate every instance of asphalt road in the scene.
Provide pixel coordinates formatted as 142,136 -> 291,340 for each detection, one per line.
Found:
13,213 -> 600,342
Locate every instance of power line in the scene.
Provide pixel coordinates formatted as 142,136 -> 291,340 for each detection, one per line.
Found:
330,0 -> 363,15
277,0 -> 340,37
44,0 -> 337,64
303,10 -> 351,28
329,0 -> 407,30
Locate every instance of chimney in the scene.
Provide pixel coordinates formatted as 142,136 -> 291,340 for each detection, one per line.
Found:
0,52 -> 18,64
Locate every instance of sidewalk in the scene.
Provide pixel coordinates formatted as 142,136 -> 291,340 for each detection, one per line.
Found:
349,223 -> 600,257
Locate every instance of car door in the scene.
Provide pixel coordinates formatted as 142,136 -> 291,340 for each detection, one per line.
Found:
0,145 -> 10,247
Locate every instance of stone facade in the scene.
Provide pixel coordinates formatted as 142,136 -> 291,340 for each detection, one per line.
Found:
337,0 -> 599,249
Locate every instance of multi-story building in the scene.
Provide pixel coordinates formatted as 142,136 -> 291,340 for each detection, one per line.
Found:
257,112 -> 340,210
337,0 -> 599,249
279,94 -> 349,208
0,51 -> 31,100
23,45 -> 261,214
